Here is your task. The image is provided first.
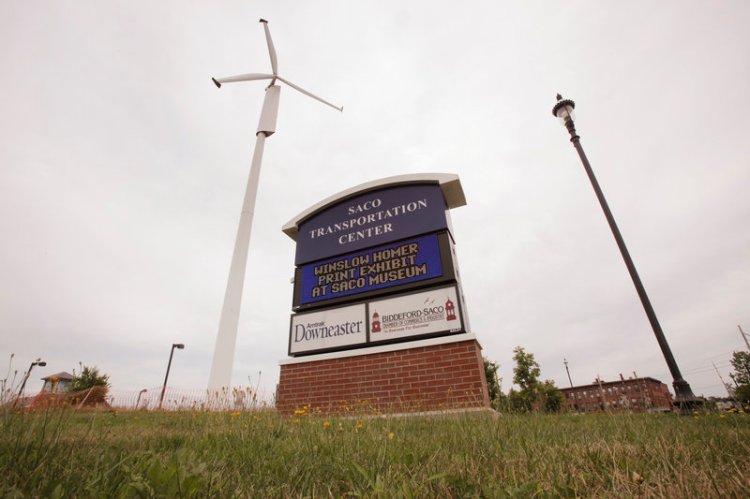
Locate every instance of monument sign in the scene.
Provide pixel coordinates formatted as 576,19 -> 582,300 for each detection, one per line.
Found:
277,173 -> 489,415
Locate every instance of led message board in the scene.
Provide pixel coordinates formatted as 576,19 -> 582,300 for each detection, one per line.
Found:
294,233 -> 457,309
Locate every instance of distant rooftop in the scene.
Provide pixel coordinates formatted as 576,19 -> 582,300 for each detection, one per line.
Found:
41,371 -> 75,381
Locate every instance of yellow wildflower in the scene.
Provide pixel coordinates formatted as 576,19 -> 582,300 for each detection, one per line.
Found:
292,418 -> 300,425
294,409 -> 306,416
323,421 -> 332,428
388,432 -> 395,440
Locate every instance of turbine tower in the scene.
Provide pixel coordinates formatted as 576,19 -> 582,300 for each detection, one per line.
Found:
208,19 -> 342,391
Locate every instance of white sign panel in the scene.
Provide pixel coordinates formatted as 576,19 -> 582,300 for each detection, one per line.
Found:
289,303 -> 367,354
369,286 -> 463,342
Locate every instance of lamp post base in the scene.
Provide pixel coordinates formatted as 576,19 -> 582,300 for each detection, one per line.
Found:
673,379 -> 703,415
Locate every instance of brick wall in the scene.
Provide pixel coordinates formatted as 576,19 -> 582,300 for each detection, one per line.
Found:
276,339 -> 490,416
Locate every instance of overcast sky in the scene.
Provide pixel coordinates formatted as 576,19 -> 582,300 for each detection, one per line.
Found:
2,1 -> 749,400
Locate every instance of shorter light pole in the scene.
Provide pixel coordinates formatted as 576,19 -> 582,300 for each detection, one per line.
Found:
14,359 -> 46,408
552,94 -> 701,414
1,353 -> 14,396
136,388 -> 147,409
159,344 -> 184,409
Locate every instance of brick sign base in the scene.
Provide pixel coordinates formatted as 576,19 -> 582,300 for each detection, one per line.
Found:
276,336 -> 490,416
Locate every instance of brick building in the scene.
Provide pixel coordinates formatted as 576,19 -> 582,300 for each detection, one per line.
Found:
560,376 -> 673,413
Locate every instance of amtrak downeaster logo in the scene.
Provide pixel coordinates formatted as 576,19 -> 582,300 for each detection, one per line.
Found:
289,303 -> 367,354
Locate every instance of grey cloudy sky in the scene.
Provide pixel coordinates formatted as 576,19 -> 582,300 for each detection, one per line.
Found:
1,1 -> 748,399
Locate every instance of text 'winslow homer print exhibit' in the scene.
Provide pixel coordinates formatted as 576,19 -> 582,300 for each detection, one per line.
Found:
295,234 -> 445,305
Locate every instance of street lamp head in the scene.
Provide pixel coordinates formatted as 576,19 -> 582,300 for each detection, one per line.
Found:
552,93 -> 576,124
35,361 -> 47,367
173,343 -> 185,350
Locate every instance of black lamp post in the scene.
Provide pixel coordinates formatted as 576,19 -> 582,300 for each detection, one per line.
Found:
552,94 -> 701,414
159,343 -> 184,409
14,359 -> 46,408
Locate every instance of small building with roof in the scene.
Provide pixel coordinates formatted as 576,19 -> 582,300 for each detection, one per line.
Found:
40,372 -> 75,393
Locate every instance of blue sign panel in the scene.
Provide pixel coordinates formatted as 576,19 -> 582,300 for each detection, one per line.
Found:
295,184 -> 448,265
297,234 -> 443,305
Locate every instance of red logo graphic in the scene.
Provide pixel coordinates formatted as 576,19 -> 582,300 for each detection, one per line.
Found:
445,298 -> 456,321
371,311 -> 381,332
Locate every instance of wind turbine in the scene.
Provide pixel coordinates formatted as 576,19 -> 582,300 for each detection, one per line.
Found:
208,19 -> 342,391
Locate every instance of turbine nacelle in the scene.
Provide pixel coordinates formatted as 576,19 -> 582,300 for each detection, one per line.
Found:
212,20 -> 343,112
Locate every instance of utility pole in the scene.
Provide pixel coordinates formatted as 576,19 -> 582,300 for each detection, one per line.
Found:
619,374 -> 631,411
739,325 -> 750,352
632,371 -> 646,410
713,362 -> 736,399
596,375 -> 607,412
714,361 -> 741,410
563,358 -> 579,412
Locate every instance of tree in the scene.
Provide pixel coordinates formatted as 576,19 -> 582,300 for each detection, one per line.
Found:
510,347 -> 564,413
730,351 -> 750,405
483,357 -> 507,411
70,365 -> 110,392
735,385 -> 750,405
539,380 -> 564,413
512,347 -> 541,391
730,351 -> 750,386
507,388 -> 528,412
511,347 -> 541,412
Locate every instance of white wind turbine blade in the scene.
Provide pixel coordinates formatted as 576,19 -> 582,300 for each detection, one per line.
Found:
259,19 -> 278,75
276,76 -> 343,112
212,73 -> 274,88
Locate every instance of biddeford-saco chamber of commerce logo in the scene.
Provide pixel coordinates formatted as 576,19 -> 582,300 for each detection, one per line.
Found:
371,288 -> 461,337
445,298 -> 456,321
371,311 -> 381,332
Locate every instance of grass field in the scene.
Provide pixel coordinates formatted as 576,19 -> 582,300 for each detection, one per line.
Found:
2,407 -> 749,497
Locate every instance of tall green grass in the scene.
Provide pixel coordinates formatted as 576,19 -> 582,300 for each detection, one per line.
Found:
2,407 -> 749,497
